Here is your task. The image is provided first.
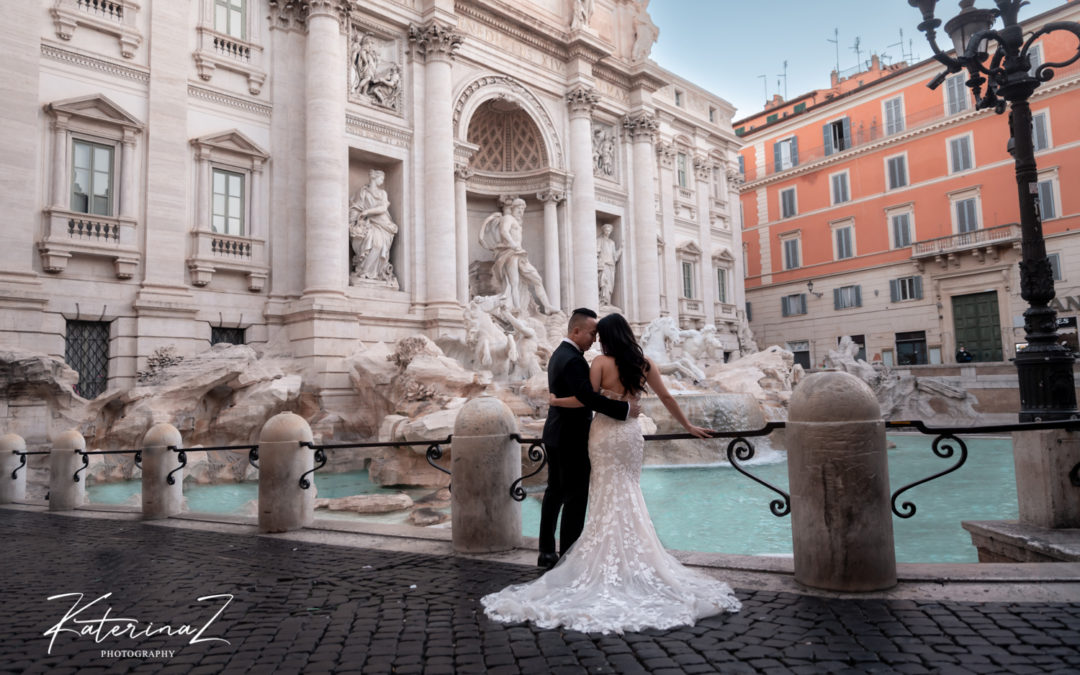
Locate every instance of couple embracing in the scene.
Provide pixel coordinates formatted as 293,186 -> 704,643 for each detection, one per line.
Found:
482,309 -> 741,634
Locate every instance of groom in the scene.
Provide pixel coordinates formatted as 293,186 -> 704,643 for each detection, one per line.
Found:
538,308 -> 641,569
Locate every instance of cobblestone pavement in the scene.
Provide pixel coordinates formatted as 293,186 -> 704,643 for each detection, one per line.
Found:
2,509 -> 1080,675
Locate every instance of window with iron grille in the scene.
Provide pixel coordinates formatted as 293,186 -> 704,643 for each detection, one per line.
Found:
65,320 -> 110,399
211,326 -> 246,345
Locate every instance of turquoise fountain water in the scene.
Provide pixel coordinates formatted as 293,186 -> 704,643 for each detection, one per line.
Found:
86,433 -> 1018,563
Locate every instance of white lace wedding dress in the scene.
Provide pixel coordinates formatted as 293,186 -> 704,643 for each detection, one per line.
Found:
482,395 -> 741,634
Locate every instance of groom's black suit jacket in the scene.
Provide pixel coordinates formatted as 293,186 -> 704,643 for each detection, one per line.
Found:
542,341 -> 630,450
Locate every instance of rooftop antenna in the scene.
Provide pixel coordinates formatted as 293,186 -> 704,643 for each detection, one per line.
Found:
827,28 -> 840,74
778,60 -> 788,100
851,36 -> 863,71
886,28 -> 912,65
757,73 -> 768,103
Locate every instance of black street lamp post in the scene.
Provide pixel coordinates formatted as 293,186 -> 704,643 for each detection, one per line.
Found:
908,0 -> 1080,421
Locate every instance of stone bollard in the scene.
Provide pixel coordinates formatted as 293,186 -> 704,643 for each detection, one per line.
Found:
258,412 -> 314,533
49,429 -> 86,511
141,423 -> 184,519
787,371 -> 896,591
451,396 -> 521,553
1012,429 -> 1080,529
0,434 -> 27,503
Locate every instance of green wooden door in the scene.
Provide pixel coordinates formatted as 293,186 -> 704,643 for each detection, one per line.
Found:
952,291 -> 1002,362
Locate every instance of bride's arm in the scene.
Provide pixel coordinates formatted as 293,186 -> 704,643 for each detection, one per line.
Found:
643,357 -> 712,439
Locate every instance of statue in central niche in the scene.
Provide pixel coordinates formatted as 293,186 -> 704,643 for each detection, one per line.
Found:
349,169 -> 398,286
479,197 -> 553,315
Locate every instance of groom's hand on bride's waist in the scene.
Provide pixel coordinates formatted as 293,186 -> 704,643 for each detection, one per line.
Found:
628,400 -> 641,418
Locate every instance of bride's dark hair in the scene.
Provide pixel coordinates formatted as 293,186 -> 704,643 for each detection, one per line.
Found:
597,313 -> 649,395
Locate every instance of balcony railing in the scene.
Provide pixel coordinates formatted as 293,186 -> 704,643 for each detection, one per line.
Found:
51,0 -> 141,58
188,230 -> 268,291
38,208 -> 140,278
193,26 -> 266,95
911,223 -> 1021,259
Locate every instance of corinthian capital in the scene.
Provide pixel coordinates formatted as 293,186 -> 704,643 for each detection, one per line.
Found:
622,111 -> 657,142
693,155 -> 711,181
408,21 -> 464,63
268,0 -> 347,28
655,140 -> 675,168
536,189 -> 566,204
566,86 -> 600,117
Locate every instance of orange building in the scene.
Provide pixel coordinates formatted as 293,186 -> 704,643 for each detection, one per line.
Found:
735,1 -> 1080,370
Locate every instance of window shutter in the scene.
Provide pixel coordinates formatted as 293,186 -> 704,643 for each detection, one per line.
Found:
914,275 -> 923,299
1038,181 -> 1056,219
841,117 -> 852,149
833,288 -> 840,310
773,142 -> 782,172
781,296 -> 790,317
799,294 -> 807,315
854,285 -> 862,307
746,302 -> 752,321
1032,114 -> 1048,151
823,124 -> 834,156
890,279 -> 900,302
790,137 -> 799,167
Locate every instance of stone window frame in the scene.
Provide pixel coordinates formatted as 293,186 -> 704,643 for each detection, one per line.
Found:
885,202 -> 916,250
829,168 -> 851,206
1032,108 -> 1052,152
944,73 -> 970,116
884,151 -> 909,191
676,241 -> 703,300
830,217 -> 856,261
946,131 -> 976,174
883,94 -> 906,136
948,186 -> 983,234
713,247 -> 736,306
779,185 -> 798,219
780,230 -> 801,271
51,0 -> 142,59
1037,167 -> 1060,221
193,0 -> 267,95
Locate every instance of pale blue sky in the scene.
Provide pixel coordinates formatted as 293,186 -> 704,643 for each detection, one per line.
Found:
647,0 -> 1065,120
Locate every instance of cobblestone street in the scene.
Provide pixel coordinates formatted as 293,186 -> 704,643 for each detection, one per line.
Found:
2,509 -> 1079,674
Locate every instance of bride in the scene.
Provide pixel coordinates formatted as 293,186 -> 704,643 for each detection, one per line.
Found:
482,313 -> 741,634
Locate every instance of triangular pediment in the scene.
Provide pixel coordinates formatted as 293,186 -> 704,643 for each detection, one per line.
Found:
191,129 -> 269,160
676,240 -> 702,256
712,247 -> 735,262
46,94 -> 143,129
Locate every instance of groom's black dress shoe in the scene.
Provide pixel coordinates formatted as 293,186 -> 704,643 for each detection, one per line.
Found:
537,552 -> 559,569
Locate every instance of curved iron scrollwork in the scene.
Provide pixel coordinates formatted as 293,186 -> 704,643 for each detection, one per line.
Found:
299,442 -> 326,490
726,437 -> 790,517
248,446 -> 259,469
509,439 -> 546,502
166,446 -> 187,486
12,452 -> 27,480
426,442 -> 451,476
891,433 -> 968,519
73,451 -> 90,483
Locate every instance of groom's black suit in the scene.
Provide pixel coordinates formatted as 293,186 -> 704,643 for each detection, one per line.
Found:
540,340 -> 630,556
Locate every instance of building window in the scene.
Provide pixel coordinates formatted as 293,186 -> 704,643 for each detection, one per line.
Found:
955,196 -> 979,233
884,96 -> 905,135
786,340 -> 811,369
676,152 -> 688,187
1049,253 -> 1062,281
773,137 -> 798,171
211,326 -> 246,345
781,293 -> 807,317
1028,43 -> 1043,77
712,166 -> 723,199
681,261 -> 695,299
896,330 -> 928,365
824,117 -> 852,155
891,212 -> 913,248
766,113 -> 779,124
674,90 -> 684,107
1032,111 -> 1050,151
830,171 -> 850,205
745,301 -> 752,321
782,236 -> 801,270
737,155 -> 745,176
886,155 -> 908,190
890,275 -> 923,302
71,139 -> 114,216
834,224 -> 855,260
709,106 -> 717,123
716,268 -> 728,303
945,73 -> 969,115
215,0 -> 246,39
1038,177 -> 1057,220
65,320 -> 110,399
833,284 -> 862,310
780,187 -> 797,219
212,168 -> 245,235
948,135 -> 974,173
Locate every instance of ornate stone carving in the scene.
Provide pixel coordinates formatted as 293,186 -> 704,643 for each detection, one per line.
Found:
478,197 -> 553,314
268,0 -> 347,28
408,21 -> 463,63
567,86 -> 600,116
453,75 -> 565,170
349,169 -> 399,288
655,140 -> 675,168
597,223 -> 621,308
349,31 -> 402,110
571,0 -> 594,31
536,189 -> 565,204
622,111 -> 657,141
630,0 -> 659,62
592,123 -> 616,178
693,155 -> 711,181
454,163 -> 474,181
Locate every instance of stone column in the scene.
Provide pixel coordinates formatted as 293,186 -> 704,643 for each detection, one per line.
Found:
49,429 -> 86,512
140,423 -> 184,520
451,396 -> 521,553
50,114 -> 69,208
567,87 -> 601,310
656,140 -> 678,318
195,146 -> 211,232
787,371 -> 895,591
258,412 -> 315,533
119,129 -> 138,220
537,190 -> 564,313
0,434 -> 27,503
1012,429 -> 1080,528
625,112 -> 660,322
694,156 -> 716,326
410,21 -> 463,314
302,1 -> 349,297
249,159 -> 264,239
454,164 -> 472,304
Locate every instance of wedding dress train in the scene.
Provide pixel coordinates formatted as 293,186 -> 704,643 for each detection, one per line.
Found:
482,404 -> 741,634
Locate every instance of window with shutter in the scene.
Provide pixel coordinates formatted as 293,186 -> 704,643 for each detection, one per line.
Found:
956,198 -> 978,233
831,172 -> 849,204
949,136 -> 973,173
780,188 -> 797,219
1048,253 -> 1062,281
886,155 -> 907,189
1032,112 -> 1050,151
884,97 -> 905,135
1038,180 -> 1057,220
891,213 -> 912,248
946,74 -> 969,115
782,237 -> 800,269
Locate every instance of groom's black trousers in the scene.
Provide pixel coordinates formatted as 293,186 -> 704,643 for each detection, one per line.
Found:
539,440 -> 591,556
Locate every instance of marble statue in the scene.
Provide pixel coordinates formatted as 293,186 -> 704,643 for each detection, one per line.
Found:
737,319 -> 758,356
678,324 -> 727,364
479,197 -> 553,315
350,32 -> 402,110
350,169 -> 399,285
571,0 -> 594,31
640,316 -> 706,382
593,126 -> 615,177
630,0 -> 659,62
596,223 -> 621,308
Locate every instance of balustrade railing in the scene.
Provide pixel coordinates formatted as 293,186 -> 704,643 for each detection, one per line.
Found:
911,223 -> 1021,258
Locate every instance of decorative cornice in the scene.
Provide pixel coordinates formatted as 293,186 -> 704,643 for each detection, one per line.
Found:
454,1 -> 567,63
345,113 -> 412,148
622,111 -> 657,141
41,43 -> 149,84
408,21 -> 464,63
188,85 -> 273,118
567,85 -> 600,116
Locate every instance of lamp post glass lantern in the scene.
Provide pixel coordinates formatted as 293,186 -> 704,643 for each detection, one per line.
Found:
908,0 -> 1080,421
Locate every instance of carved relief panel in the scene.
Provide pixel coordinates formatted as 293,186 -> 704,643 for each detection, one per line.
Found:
348,28 -> 403,113
592,122 -> 617,181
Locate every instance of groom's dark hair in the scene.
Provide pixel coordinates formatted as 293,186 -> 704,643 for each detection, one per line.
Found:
568,307 -> 597,333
